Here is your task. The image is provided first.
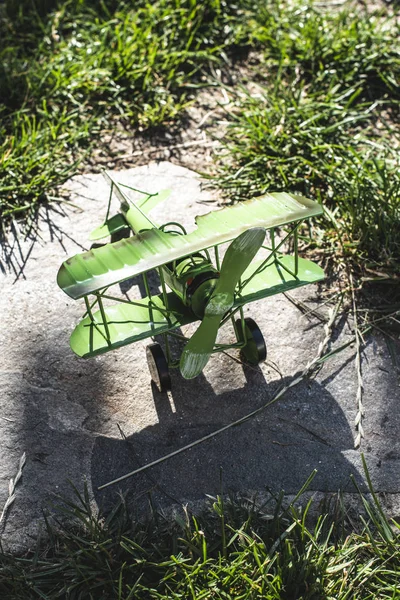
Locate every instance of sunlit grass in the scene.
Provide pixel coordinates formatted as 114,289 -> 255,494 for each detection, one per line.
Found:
1,0 -> 399,274
212,1 -> 400,274
0,0 -> 248,223
214,82 -> 400,271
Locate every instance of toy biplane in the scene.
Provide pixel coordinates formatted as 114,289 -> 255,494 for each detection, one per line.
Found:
57,171 -> 324,391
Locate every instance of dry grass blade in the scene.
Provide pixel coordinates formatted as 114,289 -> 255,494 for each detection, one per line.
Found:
350,272 -> 365,449
0,452 -> 26,530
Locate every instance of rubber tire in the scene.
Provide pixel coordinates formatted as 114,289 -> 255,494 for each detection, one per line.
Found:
146,343 -> 171,392
235,317 -> 267,365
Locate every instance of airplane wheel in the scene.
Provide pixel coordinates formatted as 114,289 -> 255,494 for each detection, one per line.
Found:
146,343 -> 171,392
235,318 -> 267,365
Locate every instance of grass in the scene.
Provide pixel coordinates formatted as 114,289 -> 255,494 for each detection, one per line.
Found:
0,0 -> 248,224
215,82 -> 400,272
1,463 -> 400,599
212,1 -> 400,275
1,0 -> 399,278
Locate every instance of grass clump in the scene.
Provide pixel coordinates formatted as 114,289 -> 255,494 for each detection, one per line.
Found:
1,471 -> 400,599
247,1 -> 399,102
0,108 -> 91,222
0,0 -> 248,224
214,1 -> 400,274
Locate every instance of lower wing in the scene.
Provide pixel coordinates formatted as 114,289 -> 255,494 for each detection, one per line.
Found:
69,291 -> 195,358
234,255 -> 324,307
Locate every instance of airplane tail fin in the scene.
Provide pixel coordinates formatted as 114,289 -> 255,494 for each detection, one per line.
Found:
89,172 -> 171,240
136,188 -> 171,214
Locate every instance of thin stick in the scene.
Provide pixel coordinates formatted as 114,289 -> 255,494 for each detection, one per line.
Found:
98,303 -> 339,490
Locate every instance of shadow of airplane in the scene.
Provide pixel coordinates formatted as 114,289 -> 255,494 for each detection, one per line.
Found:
91,359 -> 367,515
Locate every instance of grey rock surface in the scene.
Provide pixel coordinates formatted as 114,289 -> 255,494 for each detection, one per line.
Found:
1,162 -> 399,553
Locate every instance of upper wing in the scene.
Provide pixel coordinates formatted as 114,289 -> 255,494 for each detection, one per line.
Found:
69,291 -> 195,358
58,192 -> 322,299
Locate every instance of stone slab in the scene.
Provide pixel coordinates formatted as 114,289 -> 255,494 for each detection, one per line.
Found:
1,162 -> 399,553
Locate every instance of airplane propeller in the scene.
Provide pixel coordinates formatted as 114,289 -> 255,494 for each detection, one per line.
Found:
180,227 -> 266,379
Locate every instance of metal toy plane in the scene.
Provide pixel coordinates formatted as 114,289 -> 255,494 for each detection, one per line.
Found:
57,171 -> 324,391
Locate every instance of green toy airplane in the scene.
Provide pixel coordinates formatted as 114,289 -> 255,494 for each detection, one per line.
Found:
57,171 -> 324,391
